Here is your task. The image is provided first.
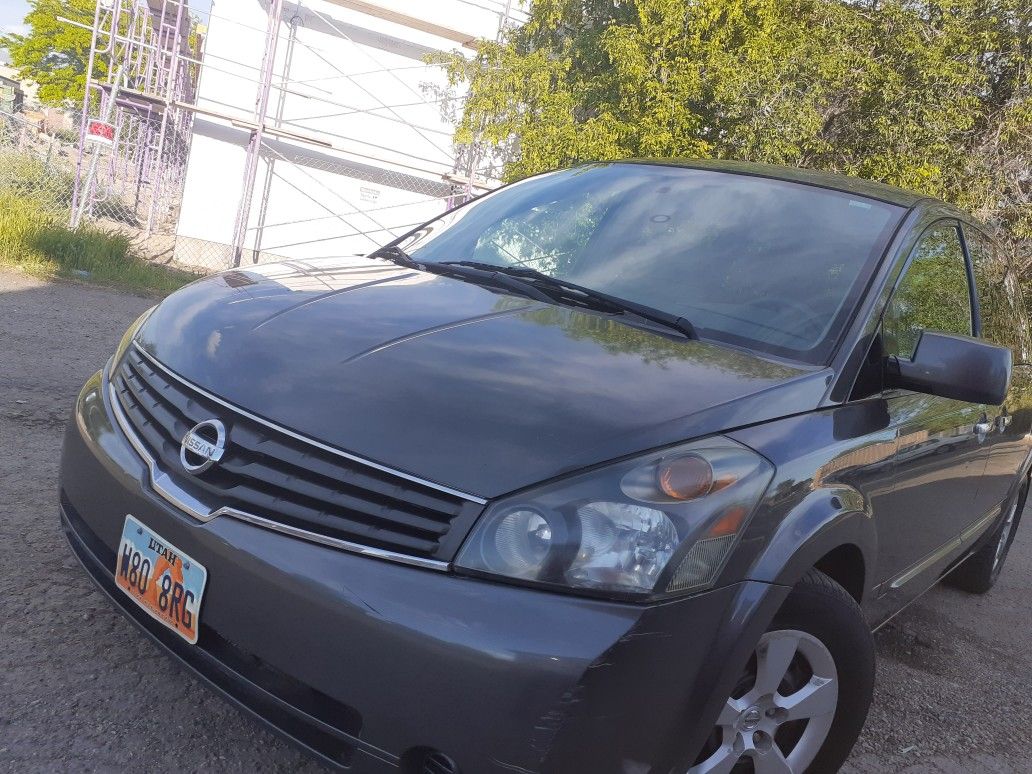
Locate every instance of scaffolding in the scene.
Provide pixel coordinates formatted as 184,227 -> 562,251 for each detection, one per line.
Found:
70,0 -> 200,234
68,0 -> 526,272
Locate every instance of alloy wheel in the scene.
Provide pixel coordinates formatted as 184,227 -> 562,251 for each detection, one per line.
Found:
993,497 -> 1020,572
689,629 -> 839,774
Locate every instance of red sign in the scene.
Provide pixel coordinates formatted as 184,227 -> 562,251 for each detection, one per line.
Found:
86,120 -> 115,145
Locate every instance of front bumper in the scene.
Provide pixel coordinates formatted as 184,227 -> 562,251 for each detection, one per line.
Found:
60,370 -> 789,773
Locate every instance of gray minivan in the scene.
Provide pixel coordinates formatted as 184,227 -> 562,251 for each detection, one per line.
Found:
61,161 -> 1030,773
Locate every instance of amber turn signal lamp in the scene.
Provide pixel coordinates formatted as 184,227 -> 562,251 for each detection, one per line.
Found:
706,505 -> 750,538
657,455 -> 714,500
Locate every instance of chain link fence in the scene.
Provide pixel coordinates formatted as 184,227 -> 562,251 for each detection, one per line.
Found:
1,0 -> 512,283
229,135 -> 466,262
169,135 -> 468,272
0,108 -> 201,271
0,110 -> 79,218
1,106 -> 470,278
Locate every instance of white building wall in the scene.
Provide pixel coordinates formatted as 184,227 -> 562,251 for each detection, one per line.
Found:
175,0 -> 520,268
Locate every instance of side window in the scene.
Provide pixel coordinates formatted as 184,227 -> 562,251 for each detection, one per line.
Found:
966,227 -> 1030,359
883,223 -> 972,360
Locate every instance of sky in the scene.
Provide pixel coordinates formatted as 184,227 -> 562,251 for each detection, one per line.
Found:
0,0 -> 29,63
0,0 -> 29,37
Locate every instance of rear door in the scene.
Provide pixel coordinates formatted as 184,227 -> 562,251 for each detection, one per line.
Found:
964,226 -> 1032,517
875,221 -> 989,589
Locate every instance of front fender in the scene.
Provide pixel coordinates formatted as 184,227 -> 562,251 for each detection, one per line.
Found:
747,488 -> 877,603
725,401 -> 896,610
538,579 -> 792,774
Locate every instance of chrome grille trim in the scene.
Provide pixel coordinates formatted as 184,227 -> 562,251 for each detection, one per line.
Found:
107,377 -> 451,573
107,380 -> 213,522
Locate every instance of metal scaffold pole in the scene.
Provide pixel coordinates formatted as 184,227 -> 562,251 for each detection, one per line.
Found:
69,0 -> 106,228
72,61 -> 127,229
144,0 -> 188,237
230,0 -> 285,267
68,0 -> 200,237
251,4 -> 305,264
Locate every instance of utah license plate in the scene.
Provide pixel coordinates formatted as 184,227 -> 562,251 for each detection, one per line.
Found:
115,515 -> 207,644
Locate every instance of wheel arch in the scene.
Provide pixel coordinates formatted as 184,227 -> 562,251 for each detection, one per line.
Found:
744,486 -> 878,608
812,543 -> 866,604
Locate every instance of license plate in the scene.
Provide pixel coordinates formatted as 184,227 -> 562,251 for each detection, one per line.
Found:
115,515 -> 207,644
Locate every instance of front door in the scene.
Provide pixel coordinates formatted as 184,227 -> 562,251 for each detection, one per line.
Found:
964,227 -> 1032,519
873,221 -> 990,598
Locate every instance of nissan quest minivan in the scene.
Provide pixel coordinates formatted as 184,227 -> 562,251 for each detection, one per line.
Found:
60,161 -> 1031,774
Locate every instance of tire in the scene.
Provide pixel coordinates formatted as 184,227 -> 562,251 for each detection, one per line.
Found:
946,476 -> 1028,595
689,569 -> 875,774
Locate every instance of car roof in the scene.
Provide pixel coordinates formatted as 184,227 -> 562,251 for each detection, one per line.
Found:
617,158 -> 927,208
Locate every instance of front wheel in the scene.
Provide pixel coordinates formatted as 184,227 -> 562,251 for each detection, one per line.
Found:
690,570 -> 875,774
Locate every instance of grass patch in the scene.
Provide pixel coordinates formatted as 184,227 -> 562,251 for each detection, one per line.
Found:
0,151 -> 74,212
0,191 -> 198,297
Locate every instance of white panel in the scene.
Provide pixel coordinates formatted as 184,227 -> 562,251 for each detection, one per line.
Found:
175,0 -> 523,264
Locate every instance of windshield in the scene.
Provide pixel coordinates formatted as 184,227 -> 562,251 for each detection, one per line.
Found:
394,163 -> 904,363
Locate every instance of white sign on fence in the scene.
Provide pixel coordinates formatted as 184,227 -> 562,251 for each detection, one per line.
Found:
85,120 -> 115,146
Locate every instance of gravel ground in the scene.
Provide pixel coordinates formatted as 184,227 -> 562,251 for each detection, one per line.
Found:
1,269 -> 1029,774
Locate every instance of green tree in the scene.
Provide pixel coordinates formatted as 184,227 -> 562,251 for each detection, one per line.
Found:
1,0 -> 102,106
442,0 -> 1031,319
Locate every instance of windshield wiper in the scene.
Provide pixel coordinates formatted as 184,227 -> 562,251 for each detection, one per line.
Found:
370,247 -> 553,303
439,261 -> 697,340
371,250 -> 696,339
369,244 -> 416,267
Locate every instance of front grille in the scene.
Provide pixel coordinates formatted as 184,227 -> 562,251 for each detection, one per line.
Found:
112,346 -> 483,561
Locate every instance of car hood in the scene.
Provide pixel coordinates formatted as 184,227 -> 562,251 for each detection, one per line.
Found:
136,257 -> 830,498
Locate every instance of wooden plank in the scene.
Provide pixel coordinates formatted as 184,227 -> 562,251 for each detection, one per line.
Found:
324,0 -> 481,48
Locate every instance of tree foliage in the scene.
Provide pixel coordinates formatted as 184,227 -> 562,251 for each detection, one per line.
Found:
443,0 -> 1032,297
1,0 -> 102,107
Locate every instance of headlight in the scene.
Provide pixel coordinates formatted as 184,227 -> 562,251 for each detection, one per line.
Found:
455,437 -> 773,598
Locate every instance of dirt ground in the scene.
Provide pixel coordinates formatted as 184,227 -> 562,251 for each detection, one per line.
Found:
1,269 -> 1029,773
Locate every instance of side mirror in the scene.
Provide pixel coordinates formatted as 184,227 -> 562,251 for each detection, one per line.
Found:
886,331 -> 1011,405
